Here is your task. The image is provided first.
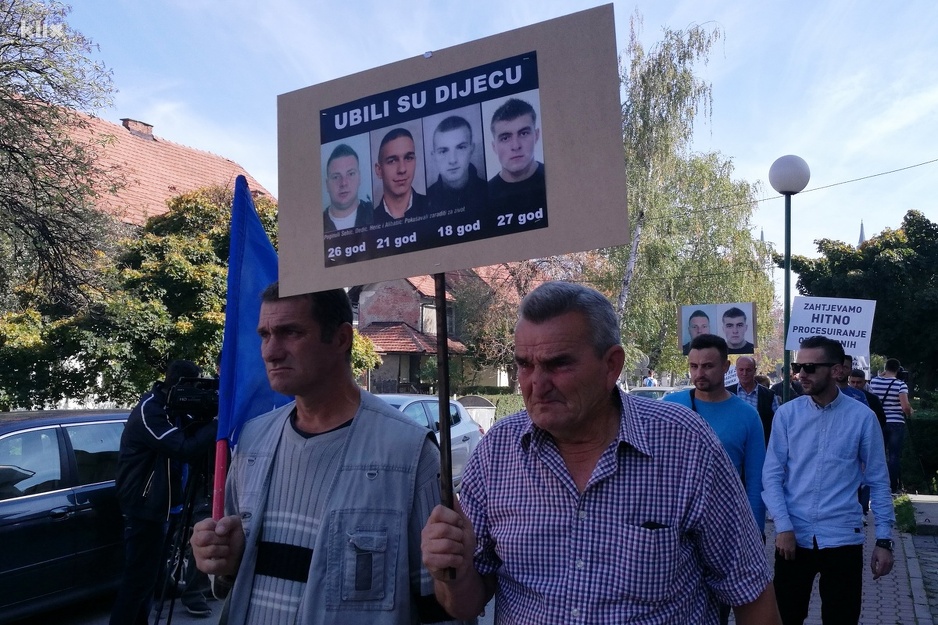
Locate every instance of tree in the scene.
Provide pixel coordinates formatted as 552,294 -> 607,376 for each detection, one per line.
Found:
0,186 -> 382,408
452,269 -> 521,392
615,14 -> 718,317
451,257 -> 604,393
0,0 -> 120,310
352,331 -> 382,381
605,15 -> 778,378
787,210 -> 938,390
599,153 -> 777,377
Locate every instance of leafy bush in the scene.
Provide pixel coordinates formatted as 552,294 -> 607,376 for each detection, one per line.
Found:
469,394 -> 526,421
894,495 -> 916,533
916,390 -> 938,411
902,418 -> 938,494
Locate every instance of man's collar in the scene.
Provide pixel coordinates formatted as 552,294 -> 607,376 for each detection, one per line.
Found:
520,389 -> 652,457
807,387 -> 844,410
617,389 -> 653,457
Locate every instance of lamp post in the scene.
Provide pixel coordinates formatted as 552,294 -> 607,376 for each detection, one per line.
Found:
769,155 -> 810,403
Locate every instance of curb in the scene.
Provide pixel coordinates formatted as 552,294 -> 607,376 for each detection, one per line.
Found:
902,532 -> 936,625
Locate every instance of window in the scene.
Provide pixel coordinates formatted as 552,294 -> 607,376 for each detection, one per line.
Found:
0,428 -> 62,500
424,401 -> 462,429
420,304 -> 457,337
66,422 -> 124,486
446,402 -> 462,426
401,403 -> 431,429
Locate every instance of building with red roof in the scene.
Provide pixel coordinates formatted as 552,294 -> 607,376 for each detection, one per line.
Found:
74,115 -> 270,225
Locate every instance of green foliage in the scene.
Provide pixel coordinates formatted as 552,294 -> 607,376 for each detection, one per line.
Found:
0,187 -> 265,406
0,0 -> 121,309
903,417 -> 938,495
603,151 -> 776,375
451,271 -> 520,391
0,184 -> 383,408
917,391 -> 938,412
608,16 -> 777,377
417,356 -> 475,395
893,495 -> 916,533
352,330 -> 382,380
786,210 -> 938,390
469,393 -> 526,422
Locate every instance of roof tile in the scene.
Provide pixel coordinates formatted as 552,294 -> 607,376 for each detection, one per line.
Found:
360,322 -> 466,354
70,114 -> 271,225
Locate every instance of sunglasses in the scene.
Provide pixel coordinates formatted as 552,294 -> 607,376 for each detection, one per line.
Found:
791,362 -> 838,374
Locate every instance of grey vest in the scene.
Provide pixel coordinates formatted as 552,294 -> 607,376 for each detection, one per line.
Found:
224,391 -> 436,625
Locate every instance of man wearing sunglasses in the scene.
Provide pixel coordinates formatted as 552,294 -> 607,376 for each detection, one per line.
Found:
762,336 -> 894,625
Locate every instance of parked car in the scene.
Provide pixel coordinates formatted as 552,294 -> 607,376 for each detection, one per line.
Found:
0,409 -> 129,624
376,395 -> 484,491
626,386 -> 691,401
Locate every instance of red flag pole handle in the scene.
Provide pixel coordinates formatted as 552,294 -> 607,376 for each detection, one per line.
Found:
212,439 -> 229,520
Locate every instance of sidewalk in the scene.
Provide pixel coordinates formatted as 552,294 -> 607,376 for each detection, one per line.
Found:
737,507 -> 937,625
911,494 -> 938,624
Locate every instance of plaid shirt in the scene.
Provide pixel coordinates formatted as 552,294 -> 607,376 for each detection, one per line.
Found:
734,383 -> 780,414
459,390 -> 771,624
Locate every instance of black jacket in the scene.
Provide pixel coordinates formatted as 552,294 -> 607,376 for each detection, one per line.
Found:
726,383 -> 777,447
862,389 -> 888,432
771,379 -> 804,403
115,382 -> 217,522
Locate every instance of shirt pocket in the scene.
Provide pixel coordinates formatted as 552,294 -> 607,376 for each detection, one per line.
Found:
604,523 -> 681,603
346,531 -> 388,596
326,509 -> 400,610
830,436 -> 861,462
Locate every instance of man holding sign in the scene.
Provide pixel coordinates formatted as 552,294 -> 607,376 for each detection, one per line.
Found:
422,281 -> 779,623
191,284 -> 454,625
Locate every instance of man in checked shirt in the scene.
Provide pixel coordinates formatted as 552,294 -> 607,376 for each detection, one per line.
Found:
422,281 -> 780,624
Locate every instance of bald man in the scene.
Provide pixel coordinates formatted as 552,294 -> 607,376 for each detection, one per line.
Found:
726,356 -> 778,447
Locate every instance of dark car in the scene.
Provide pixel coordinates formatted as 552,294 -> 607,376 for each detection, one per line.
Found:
0,409 -> 129,624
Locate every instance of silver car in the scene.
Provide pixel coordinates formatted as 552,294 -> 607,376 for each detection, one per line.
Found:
376,394 -> 484,491
627,386 -> 692,401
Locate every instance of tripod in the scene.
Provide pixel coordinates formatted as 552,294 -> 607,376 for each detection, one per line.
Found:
153,452 -> 213,623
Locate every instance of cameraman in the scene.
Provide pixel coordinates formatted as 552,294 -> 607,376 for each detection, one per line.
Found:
110,360 -> 218,625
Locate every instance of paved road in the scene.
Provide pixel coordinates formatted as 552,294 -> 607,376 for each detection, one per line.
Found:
17,514 -> 938,624
13,593 -> 222,625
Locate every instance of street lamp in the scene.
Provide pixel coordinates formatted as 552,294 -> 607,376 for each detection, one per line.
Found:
769,155 -> 810,403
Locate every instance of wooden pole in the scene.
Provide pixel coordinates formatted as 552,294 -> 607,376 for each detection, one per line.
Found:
434,272 -> 454,510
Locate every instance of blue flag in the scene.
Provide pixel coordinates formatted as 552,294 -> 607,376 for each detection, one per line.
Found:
219,176 -> 291,445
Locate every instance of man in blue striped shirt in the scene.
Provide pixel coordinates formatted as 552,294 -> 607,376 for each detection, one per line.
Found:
763,336 -> 895,624
423,281 -> 779,624
869,358 -> 913,492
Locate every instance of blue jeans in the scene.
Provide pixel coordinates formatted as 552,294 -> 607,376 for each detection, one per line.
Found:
884,422 -> 906,492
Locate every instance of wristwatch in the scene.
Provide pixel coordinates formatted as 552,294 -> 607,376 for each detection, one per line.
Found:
875,539 -> 894,551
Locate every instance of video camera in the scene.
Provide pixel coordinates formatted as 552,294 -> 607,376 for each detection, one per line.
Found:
166,377 -> 219,422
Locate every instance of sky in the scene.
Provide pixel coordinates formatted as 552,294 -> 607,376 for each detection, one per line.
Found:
62,0 -> 937,265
